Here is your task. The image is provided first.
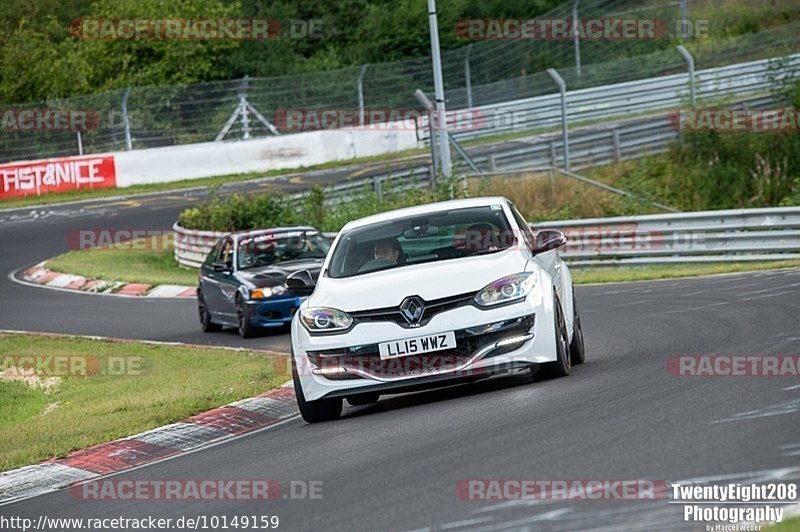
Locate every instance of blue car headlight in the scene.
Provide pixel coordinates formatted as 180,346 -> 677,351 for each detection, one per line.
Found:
300,307 -> 353,332
474,272 -> 536,307
251,285 -> 287,300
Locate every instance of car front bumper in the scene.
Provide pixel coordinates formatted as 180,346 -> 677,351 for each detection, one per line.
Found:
291,289 -> 558,401
246,296 -> 304,327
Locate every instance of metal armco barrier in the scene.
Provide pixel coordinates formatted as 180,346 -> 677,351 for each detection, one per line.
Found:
175,207 -> 800,269
535,206 -> 800,266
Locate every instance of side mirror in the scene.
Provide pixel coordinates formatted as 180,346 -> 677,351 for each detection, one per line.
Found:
286,269 -> 316,296
212,261 -> 232,272
532,229 -> 567,253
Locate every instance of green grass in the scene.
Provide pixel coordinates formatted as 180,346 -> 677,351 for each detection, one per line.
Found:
0,332 -> 287,472
47,243 -> 198,287
572,260 -> 800,284
767,515 -> 800,531
47,240 -> 800,290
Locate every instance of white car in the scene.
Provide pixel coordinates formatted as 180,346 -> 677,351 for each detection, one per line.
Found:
288,196 -> 585,422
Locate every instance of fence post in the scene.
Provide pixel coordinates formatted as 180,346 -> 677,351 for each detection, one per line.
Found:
240,75 -> 252,140
465,44 -> 474,108
547,68 -> 569,170
680,0 -> 689,39
573,0 -> 581,76
121,87 -> 132,151
677,45 -> 696,105
358,64 -> 369,126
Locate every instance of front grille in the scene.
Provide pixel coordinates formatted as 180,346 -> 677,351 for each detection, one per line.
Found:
349,292 -> 476,328
308,314 -> 534,380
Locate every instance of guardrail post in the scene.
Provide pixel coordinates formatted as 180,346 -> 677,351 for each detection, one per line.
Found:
612,130 -> 621,162
358,64 -> 369,126
573,0 -> 581,77
677,45 -> 696,105
464,44 -> 474,108
122,87 -> 132,151
373,176 -> 382,201
549,141 -> 557,167
76,131 -> 83,156
547,68 -> 570,170
489,153 -> 496,172
548,168 -> 556,199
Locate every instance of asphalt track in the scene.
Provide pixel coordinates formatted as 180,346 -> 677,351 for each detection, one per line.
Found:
1,164 -> 800,530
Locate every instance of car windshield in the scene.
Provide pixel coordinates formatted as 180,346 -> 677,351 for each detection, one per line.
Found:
327,205 -> 515,278
237,230 -> 330,270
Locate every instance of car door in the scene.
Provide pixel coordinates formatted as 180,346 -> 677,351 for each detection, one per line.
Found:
201,237 -> 237,323
215,237 -> 241,321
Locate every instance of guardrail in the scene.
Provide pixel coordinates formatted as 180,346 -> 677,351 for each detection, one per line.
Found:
536,206 -> 800,266
418,53 -> 800,143
175,207 -> 800,269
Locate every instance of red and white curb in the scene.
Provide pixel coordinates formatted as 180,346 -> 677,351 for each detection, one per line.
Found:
0,382 -> 297,505
20,262 -> 196,299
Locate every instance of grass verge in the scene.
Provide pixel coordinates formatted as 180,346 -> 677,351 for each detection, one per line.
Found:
0,332 -> 286,472
767,515 -> 800,530
46,242 -> 800,291
571,260 -> 800,284
46,239 -> 198,287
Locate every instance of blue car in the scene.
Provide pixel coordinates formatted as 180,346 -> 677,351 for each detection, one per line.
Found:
197,227 -> 329,338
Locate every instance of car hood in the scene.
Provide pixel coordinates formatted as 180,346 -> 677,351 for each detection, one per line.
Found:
237,258 -> 323,287
311,250 -> 530,311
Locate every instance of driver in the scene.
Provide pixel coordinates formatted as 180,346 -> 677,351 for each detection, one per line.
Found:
373,238 -> 403,263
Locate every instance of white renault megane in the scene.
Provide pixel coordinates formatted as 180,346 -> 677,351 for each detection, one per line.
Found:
287,196 -> 585,422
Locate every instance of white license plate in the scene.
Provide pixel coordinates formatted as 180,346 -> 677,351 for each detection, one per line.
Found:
378,331 -> 456,360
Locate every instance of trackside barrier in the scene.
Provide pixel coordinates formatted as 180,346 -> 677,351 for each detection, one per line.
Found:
175,207 -> 800,268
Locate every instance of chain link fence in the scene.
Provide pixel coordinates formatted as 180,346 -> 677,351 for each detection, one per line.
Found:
1,0 -> 799,164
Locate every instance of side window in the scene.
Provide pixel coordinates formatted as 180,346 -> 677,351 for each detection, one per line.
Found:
204,240 -> 223,265
219,238 -> 234,265
509,204 -> 535,251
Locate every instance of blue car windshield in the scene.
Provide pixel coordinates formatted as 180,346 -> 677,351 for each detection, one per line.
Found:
327,205 -> 516,279
237,231 -> 330,270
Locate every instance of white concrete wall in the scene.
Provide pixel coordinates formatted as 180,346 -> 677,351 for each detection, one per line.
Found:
114,125 -> 419,187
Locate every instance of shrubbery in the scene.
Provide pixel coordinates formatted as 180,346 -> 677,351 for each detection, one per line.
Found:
178,175 -> 466,232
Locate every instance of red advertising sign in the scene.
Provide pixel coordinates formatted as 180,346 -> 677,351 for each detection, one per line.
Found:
0,155 -> 117,199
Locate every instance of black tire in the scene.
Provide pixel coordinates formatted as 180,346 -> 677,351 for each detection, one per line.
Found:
569,292 -> 586,365
198,292 -> 221,333
346,393 -> 380,406
236,295 -> 259,339
532,292 -> 571,381
292,358 -> 342,423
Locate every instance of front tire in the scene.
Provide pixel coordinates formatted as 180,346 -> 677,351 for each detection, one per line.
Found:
532,292 -> 571,381
198,292 -> 221,333
569,292 -> 586,365
236,295 -> 259,339
293,358 -> 342,423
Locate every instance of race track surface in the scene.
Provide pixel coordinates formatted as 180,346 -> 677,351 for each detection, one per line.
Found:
1,168 -> 799,530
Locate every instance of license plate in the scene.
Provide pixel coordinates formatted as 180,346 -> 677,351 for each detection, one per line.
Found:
378,331 -> 456,360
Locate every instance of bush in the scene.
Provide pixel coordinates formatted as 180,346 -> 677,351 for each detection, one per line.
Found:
177,173 -> 468,233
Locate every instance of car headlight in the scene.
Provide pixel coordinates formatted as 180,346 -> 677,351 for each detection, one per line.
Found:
251,285 -> 287,299
474,272 -> 536,307
300,307 -> 353,332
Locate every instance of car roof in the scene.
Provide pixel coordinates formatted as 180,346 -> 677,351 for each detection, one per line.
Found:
229,226 -> 319,240
340,196 -> 512,232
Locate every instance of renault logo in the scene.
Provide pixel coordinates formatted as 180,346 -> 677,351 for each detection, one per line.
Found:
400,296 -> 426,326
